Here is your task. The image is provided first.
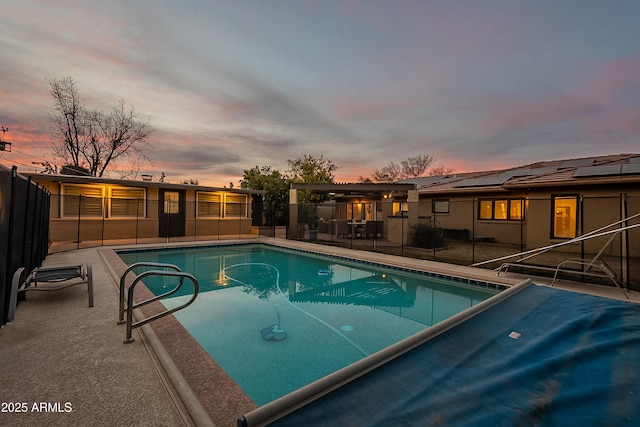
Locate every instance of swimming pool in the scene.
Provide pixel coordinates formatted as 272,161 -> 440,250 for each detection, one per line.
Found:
117,243 -> 506,407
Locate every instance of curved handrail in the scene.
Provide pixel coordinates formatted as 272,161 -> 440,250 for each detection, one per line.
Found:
118,262 -> 182,324
124,270 -> 199,343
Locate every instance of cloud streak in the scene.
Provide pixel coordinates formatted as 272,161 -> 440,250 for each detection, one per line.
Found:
1,1 -> 640,184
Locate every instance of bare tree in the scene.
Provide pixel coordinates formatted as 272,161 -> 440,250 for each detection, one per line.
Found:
427,164 -> 454,176
371,161 -> 403,182
401,154 -> 434,177
371,154 -> 452,181
47,76 -> 153,177
48,76 -> 86,168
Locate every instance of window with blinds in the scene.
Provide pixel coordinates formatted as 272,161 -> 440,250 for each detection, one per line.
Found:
110,188 -> 145,217
63,185 -> 104,217
197,192 -> 221,217
224,194 -> 247,218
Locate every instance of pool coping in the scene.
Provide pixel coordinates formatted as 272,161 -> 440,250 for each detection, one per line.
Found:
97,237 -> 535,426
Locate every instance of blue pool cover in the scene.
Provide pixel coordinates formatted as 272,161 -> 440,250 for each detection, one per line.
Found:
261,284 -> 640,426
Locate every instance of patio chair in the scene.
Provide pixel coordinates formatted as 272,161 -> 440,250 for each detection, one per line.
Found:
8,263 -> 94,321
364,220 -> 383,239
334,220 -> 350,237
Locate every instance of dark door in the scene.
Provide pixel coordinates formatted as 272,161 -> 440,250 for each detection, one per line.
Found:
159,189 -> 186,237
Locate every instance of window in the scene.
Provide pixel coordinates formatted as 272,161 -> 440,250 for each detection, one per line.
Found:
197,192 -> 221,217
347,202 -> 373,220
479,200 -> 493,220
552,195 -> 578,238
494,200 -> 508,219
163,191 -> 180,214
478,199 -> 525,221
432,199 -> 450,214
110,188 -> 145,217
224,194 -> 247,218
392,201 -> 408,216
510,199 -> 524,220
63,185 -> 104,217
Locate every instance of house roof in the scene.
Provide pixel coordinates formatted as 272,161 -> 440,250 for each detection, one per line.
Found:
400,153 -> 640,195
23,172 -> 265,195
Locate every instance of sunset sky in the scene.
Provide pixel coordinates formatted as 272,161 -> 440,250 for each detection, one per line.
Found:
2,0 -> 640,186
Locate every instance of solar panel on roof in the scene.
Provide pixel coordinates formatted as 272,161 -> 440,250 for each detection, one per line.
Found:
454,178 -> 485,188
524,166 -> 558,175
628,156 -> 640,164
573,165 -> 622,177
560,158 -> 595,168
621,163 -> 640,175
479,170 -> 523,186
404,176 -> 448,188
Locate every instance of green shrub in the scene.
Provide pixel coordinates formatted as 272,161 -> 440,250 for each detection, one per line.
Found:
410,223 -> 444,249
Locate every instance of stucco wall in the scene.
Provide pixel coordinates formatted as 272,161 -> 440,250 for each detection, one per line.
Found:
36,178 -> 254,243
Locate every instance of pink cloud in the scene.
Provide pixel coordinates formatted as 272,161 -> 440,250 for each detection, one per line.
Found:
580,57 -> 640,104
332,96 -> 418,122
574,57 -> 640,141
479,92 -> 600,135
474,56 -> 640,152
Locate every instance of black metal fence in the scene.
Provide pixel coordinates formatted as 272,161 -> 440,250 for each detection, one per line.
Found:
291,196 -> 640,291
1,165 -> 50,325
46,194 -> 257,251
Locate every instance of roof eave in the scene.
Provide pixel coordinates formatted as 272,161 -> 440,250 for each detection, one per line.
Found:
22,172 -> 265,195
503,175 -> 640,189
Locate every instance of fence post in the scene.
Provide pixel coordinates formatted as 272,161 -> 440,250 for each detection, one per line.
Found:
76,194 -> 82,249
579,194 -> 584,265
101,197 -> 105,247
520,197 -> 525,253
5,167 -> 18,308
432,208 -> 437,260
41,190 -> 50,260
21,176 -> 33,270
136,198 -> 140,244
471,198 -> 476,264
29,182 -> 42,270
622,193 -> 629,290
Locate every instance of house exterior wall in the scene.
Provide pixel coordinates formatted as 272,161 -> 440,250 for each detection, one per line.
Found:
33,177 -> 254,244
418,185 -> 639,257
417,195 -> 527,245
525,188 -> 637,257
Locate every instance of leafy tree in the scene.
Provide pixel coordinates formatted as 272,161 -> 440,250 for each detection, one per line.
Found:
240,165 -> 289,226
371,153 -> 452,181
285,154 -> 337,204
285,154 -> 337,232
241,155 -> 338,227
47,76 -> 153,177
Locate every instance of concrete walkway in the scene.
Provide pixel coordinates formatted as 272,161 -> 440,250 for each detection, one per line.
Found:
0,248 -> 191,427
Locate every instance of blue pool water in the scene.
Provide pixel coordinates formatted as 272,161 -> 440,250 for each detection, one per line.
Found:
118,243 -> 503,405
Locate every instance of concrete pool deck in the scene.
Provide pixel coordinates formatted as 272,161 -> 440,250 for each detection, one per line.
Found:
2,238 -> 638,426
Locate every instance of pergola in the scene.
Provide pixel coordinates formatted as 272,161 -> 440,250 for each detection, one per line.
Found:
288,182 -> 417,239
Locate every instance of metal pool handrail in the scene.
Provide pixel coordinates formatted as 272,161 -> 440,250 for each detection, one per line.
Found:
123,269 -> 199,344
118,262 -> 182,324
